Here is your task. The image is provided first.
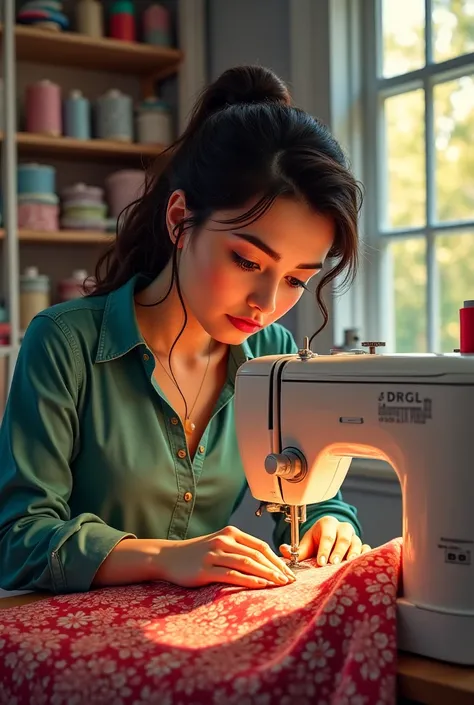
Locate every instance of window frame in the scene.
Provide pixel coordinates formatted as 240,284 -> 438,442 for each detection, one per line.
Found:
361,0 -> 474,352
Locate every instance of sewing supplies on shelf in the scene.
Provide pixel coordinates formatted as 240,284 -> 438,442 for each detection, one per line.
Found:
16,1 -> 69,31
95,89 -> 134,143
19,267 -> 51,331
17,163 -> 59,231
63,90 -> 91,140
109,1 -> 136,42
105,169 -> 145,224
76,0 -> 104,38
136,98 -> 173,145
60,183 -> 108,231
57,270 -> 90,302
143,3 -> 172,46
25,80 -> 62,137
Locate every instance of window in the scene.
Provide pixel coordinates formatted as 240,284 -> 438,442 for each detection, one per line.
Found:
363,0 -> 474,353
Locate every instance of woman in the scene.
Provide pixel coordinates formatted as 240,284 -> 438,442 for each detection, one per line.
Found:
0,65 -> 370,595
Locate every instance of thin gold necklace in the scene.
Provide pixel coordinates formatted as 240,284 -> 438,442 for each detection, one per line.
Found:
143,337 -> 212,436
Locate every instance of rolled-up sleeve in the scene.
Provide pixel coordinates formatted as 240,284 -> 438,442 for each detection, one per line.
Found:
0,314 -> 135,594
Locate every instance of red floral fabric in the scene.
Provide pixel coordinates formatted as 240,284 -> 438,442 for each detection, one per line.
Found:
0,538 -> 402,705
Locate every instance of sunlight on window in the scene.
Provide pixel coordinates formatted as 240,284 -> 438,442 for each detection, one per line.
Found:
437,232 -> 474,351
389,238 -> 427,352
432,0 -> 474,63
383,89 -> 426,229
381,0 -> 425,77
434,75 -> 474,222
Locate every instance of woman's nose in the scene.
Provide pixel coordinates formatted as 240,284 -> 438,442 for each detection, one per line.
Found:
247,282 -> 278,315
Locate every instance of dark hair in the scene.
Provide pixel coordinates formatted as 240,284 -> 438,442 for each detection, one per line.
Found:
92,65 -> 363,345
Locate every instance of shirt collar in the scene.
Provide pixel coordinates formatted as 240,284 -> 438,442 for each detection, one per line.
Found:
95,275 -> 255,367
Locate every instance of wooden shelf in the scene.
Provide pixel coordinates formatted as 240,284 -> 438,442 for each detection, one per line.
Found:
0,229 -> 114,244
0,24 -> 183,79
0,132 -> 165,162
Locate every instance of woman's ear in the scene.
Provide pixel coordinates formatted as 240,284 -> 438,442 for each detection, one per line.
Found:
166,190 -> 188,248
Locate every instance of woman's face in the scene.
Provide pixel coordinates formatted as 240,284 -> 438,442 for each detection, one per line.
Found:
168,192 -> 335,344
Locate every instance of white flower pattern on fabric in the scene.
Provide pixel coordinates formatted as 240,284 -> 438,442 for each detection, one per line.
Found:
0,538 -> 402,705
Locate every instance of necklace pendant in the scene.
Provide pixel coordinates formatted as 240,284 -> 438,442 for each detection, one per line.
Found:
184,419 -> 196,435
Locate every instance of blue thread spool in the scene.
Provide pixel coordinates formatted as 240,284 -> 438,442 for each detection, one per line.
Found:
64,90 -> 91,140
95,89 -> 133,143
17,163 -> 56,196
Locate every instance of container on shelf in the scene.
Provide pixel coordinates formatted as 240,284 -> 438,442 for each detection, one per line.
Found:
64,90 -> 91,140
136,98 -> 173,145
95,89 -> 134,143
105,169 -> 145,220
25,80 -> 62,137
60,182 -> 108,231
17,163 -> 59,231
18,163 -> 56,195
19,267 -> 51,331
76,0 -> 104,38
143,3 -> 171,46
57,270 -> 89,302
16,2 -> 69,32
109,0 -> 136,42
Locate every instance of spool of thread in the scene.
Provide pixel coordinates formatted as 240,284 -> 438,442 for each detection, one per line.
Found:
18,163 -> 56,195
95,89 -> 133,142
460,300 -> 474,353
25,80 -> 62,137
64,90 -> 91,140
57,270 -> 89,302
105,169 -> 145,219
19,267 -> 51,331
76,0 -> 104,37
143,3 -> 171,46
109,1 -> 135,41
136,98 -> 173,144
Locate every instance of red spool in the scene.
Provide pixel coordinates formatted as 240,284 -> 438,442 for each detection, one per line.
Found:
110,13 -> 135,41
460,300 -> 474,353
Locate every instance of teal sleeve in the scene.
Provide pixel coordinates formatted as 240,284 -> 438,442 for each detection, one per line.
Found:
0,315 -> 135,594
271,491 -> 362,551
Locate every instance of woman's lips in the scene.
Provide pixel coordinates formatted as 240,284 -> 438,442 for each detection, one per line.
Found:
226,315 -> 263,333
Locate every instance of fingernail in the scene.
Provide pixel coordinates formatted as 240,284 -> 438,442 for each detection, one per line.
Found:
332,555 -> 341,564
275,573 -> 289,584
348,553 -> 357,560
319,555 -> 327,566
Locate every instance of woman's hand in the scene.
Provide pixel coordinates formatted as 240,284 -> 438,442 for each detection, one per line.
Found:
156,525 -> 296,589
279,516 -> 371,566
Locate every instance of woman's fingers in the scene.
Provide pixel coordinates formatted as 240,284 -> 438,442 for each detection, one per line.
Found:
231,527 -> 295,580
209,550 -> 294,586
210,565 -> 276,589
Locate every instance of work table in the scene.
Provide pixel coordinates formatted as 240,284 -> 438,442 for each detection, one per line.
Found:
1,592 -> 473,704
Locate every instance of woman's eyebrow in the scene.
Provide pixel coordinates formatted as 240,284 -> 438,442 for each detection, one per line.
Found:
232,232 -> 323,269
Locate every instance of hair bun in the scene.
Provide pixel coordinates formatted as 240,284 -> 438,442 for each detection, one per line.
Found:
198,65 -> 292,118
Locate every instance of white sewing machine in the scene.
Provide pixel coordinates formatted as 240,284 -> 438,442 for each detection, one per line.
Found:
234,340 -> 474,666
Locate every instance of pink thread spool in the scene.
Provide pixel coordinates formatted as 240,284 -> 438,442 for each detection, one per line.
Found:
143,3 -> 171,46
25,80 -> 62,137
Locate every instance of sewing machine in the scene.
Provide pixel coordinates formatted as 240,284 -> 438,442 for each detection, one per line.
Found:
234,340 -> 474,666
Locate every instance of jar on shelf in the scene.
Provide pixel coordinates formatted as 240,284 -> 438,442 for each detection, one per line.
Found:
60,183 -> 107,231
57,270 -> 89,302
64,90 -> 91,140
76,0 -> 104,38
143,4 -> 171,46
109,0 -> 135,42
25,80 -> 62,137
19,267 -> 51,331
95,89 -> 133,143
136,98 -> 173,145
17,164 -> 59,231
105,169 -> 145,220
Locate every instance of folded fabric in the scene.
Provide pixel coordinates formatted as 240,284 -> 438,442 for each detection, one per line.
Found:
0,538 -> 402,705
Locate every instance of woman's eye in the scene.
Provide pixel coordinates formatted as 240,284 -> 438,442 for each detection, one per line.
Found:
231,252 -> 259,271
286,276 -> 308,290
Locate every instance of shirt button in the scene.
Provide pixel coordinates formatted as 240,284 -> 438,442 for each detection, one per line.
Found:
184,492 -> 193,502
177,449 -> 187,459
171,417 -> 179,425
198,445 -> 205,454
143,353 -> 150,361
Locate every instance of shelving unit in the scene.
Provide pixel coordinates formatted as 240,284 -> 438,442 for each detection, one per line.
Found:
0,0 -> 189,404
0,132 -> 166,163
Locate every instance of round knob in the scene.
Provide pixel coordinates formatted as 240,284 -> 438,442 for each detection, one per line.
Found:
361,341 -> 386,355
264,448 -> 307,482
